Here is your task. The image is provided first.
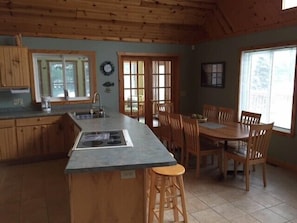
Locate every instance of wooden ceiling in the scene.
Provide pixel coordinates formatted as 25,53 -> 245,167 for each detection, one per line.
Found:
1,0 -> 297,44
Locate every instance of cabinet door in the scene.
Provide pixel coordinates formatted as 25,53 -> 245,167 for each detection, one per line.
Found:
42,123 -> 65,155
63,115 -> 81,152
0,126 -> 18,160
16,125 -> 43,158
0,46 -> 30,87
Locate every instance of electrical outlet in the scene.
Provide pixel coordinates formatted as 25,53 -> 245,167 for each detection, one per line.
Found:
13,98 -> 23,105
120,170 -> 136,179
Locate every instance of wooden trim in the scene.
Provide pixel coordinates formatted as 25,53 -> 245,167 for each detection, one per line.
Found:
267,157 -> 297,174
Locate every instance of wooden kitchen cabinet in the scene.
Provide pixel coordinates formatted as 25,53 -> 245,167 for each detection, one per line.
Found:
63,114 -> 81,152
0,46 -> 30,87
0,119 -> 18,160
16,116 -> 65,158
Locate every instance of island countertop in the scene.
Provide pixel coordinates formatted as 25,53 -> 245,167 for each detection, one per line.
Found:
65,111 -> 176,174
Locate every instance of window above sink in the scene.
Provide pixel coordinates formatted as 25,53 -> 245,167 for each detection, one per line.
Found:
29,49 -> 97,105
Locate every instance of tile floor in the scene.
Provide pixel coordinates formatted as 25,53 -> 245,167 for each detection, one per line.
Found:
0,158 -> 297,223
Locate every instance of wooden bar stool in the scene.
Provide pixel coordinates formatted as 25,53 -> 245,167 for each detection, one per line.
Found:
148,164 -> 188,223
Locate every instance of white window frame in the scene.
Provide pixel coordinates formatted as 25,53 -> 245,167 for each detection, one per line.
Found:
282,0 -> 297,10
239,45 -> 297,136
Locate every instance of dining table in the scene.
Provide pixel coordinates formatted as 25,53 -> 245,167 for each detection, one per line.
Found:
198,121 -> 250,144
198,120 -> 250,176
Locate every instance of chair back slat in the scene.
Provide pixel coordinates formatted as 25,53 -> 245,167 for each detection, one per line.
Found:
203,104 -> 218,121
182,116 -> 200,155
218,107 -> 234,122
240,111 -> 261,125
169,113 -> 184,148
247,123 -> 273,161
158,111 -> 171,144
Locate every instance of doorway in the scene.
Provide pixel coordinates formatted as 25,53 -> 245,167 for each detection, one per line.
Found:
118,53 -> 179,130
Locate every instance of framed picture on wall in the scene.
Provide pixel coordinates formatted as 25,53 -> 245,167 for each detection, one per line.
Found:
201,62 -> 225,88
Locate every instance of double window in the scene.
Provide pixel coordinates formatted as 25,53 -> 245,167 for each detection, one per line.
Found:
30,50 -> 96,104
239,46 -> 297,135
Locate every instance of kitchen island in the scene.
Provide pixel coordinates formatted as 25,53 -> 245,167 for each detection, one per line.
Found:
65,111 -> 176,223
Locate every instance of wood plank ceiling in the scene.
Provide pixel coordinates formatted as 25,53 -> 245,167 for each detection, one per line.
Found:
0,0 -> 297,44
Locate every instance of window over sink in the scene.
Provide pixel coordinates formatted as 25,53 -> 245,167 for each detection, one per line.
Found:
29,49 -> 97,104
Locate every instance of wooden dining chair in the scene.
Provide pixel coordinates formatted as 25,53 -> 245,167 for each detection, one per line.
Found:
229,111 -> 262,146
228,110 -> 262,171
182,116 -> 223,177
223,122 -> 274,191
156,102 -> 174,113
169,113 -> 185,164
203,104 -> 218,121
157,111 -> 172,150
240,110 -> 262,125
218,106 -> 235,122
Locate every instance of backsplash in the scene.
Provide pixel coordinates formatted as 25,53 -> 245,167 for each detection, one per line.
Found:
0,90 -> 33,111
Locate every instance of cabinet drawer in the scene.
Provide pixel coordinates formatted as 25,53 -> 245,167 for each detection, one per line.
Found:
16,116 -> 62,126
0,119 -> 15,128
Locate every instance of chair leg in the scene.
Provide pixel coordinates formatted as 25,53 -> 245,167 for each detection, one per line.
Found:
148,172 -> 157,223
185,153 -> 189,170
180,148 -> 185,165
196,156 -> 200,177
223,156 -> 228,178
171,177 -> 179,222
234,161 -> 237,177
262,163 -> 267,187
177,175 -> 188,223
245,163 -> 250,191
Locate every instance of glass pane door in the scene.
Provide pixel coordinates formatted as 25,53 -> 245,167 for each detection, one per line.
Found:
119,54 -> 177,131
122,60 -> 145,123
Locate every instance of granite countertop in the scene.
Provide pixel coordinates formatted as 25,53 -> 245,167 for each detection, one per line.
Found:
0,108 -> 176,173
65,111 -> 176,174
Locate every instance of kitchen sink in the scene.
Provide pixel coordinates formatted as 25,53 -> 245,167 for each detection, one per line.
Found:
74,111 -> 108,120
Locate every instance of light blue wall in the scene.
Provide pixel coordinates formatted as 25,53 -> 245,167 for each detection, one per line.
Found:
1,24 -> 296,167
194,25 -> 297,167
0,36 -> 196,112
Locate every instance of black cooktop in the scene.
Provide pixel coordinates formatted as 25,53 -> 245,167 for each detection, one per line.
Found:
76,130 -> 127,149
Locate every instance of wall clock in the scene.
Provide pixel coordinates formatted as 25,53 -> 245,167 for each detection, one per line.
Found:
100,61 -> 114,76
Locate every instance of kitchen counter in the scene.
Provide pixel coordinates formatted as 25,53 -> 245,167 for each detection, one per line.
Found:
65,111 -> 176,223
65,111 -> 176,173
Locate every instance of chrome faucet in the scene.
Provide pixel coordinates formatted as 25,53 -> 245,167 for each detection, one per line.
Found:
92,92 -> 104,116
92,91 -> 101,109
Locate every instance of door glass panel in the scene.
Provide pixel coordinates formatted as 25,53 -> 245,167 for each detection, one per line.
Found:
122,60 -> 145,123
152,60 -> 172,127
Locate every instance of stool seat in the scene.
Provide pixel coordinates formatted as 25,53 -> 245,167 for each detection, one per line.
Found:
148,164 -> 188,223
152,163 -> 185,176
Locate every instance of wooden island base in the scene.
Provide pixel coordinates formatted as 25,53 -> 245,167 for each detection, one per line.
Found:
68,169 -> 146,223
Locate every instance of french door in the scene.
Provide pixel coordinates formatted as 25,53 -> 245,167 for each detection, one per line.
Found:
118,53 -> 179,130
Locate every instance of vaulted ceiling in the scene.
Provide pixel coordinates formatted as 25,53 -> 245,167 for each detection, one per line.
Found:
0,0 -> 297,44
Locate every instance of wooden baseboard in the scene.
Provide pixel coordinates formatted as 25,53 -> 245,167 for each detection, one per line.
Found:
267,157 -> 297,173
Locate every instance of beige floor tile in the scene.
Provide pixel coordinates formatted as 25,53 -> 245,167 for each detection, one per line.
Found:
212,203 -> 246,221
197,192 -> 228,207
186,195 -> 209,213
252,208 -> 288,223
1,158 -> 297,223
230,214 -> 261,223
231,197 -> 265,213
269,203 -> 297,221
